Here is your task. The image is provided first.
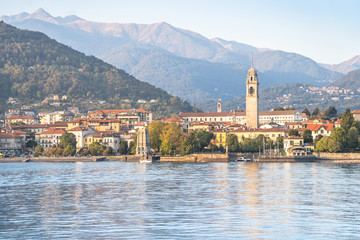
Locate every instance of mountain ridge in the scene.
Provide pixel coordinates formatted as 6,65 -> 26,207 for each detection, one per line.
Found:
0,21 -> 197,117
0,9 -> 344,103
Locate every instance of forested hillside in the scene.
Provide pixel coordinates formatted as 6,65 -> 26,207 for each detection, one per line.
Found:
0,22 -> 197,117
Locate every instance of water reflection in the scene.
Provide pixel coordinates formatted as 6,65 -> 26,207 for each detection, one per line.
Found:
1,162 -> 360,239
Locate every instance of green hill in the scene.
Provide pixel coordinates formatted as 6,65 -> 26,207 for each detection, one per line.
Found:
331,69 -> 360,89
0,21 -> 197,117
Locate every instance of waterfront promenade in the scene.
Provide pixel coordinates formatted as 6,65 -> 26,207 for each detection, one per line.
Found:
3,152 -> 360,163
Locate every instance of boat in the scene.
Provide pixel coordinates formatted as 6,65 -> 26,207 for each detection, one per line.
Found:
236,157 -> 252,162
140,159 -> 152,163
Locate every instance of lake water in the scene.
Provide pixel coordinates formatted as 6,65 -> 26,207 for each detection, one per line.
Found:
1,162 -> 360,239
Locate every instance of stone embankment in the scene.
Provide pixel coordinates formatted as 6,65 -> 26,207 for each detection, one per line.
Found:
2,153 -> 360,163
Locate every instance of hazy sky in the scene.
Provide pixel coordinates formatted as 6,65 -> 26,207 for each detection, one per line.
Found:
1,0 -> 359,64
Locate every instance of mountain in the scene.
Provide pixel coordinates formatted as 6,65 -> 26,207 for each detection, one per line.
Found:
331,69 -> 360,89
0,21 -> 197,117
0,9 -> 343,103
321,55 -> 360,74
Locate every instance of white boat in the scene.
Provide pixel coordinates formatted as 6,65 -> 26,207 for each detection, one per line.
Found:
140,159 -> 152,163
236,157 -> 252,162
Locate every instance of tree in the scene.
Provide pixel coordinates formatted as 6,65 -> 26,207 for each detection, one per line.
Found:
44,147 -> 56,156
119,141 -> 128,155
160,123 -> 184,155
273,107 -> 285,111
103,147 -> 114,156
314,134 -> 323,144
312,108 -> 320,116
325,106 -> 337,118
341,109 -> 354,132
182,130 -> 215,154
276,136 -> 284,149
241,138 -> 259,152
59,133 -> 77,149
346,127 -> 359,150
288,129 -> 300,137
88,142 -> 105,156
330,127 -> 346,150
26,140 -> 37,148
315,137 -> 340,153
226,134 -> 240,152
34,145 -> 44,157
62,145 -> 76,156
303,130 -> 313,144
129,141 -> 136,155
302,108 -> 311,116
148,121 -> 165,152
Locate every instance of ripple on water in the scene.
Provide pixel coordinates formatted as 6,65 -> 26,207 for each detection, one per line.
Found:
1,162 -> 360,239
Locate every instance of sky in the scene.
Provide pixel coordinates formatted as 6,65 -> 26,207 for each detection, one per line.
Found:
1,0 -> 359,64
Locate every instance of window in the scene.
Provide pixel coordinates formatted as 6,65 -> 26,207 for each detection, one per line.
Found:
249,87 -> 254,95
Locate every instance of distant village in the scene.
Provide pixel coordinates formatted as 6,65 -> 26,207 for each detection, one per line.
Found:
1,66 -> 360,158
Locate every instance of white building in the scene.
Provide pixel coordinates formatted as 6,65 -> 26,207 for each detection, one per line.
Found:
35,128 -> 66,149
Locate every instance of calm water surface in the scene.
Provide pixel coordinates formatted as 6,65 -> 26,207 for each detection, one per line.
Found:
1,162 -> 360,239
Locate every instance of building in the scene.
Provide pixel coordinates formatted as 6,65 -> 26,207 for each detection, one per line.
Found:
285,122 -> 304,130
180,110 -> 302,131
246,62 -> 259,129
212,129 -> 227,147
188,122 -> 214,133
283,136 -> 308,156
217,99 -> 222,113
0,133 -> 23,155
136,128 -> 150,156
230,127 -> 286,143
35,128 -> 66,149
352,110 -> 360,121
84,132 -> 121,151
66,119 -> 123,132
306,124 -> 334,140
87,108 -> 152,124
6,116 -> 39,126
67,127 -> 95,150
39,111 -> 65,124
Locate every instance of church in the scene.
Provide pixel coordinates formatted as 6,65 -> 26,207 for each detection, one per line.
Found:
180,63 -> 302,131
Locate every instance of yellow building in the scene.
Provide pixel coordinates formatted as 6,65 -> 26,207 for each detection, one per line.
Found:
66,119 -> 122,132
231,127 -> 286,143
188,122 -> 213,133
6,116 -> 39,125
212,130 -> 227,147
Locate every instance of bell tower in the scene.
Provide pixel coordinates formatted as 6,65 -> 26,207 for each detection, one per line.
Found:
246,61 -> 259,129
217,98 -> 222,113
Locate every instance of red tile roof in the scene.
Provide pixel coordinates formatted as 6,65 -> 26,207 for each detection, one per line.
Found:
0,133 -> 22,138
39,128 -> 66,135
180,110 -> 299,118
6,116 -> 38,119
231,127 -> 285,133
68,127 -> 92,132
306,124 -> 334,132
88,108 -> 147,115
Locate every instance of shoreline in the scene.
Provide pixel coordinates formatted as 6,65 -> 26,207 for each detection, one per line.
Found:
2,153 -> 360,163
